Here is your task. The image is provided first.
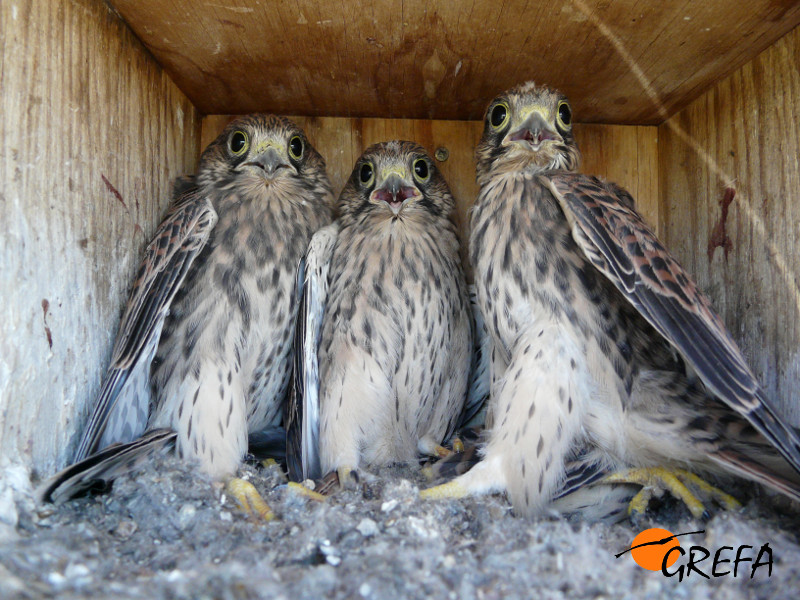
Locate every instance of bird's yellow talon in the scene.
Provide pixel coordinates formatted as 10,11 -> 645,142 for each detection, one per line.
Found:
226,478 -> 275,521
286,481 -> 327,502
337,466 -> 360,490
420,480 -> 469,500
626,486 -> 655,518
433,445 -> 453,459
603,467 -> 740,519
679,470 -> 741,510
452,437 -> 465,454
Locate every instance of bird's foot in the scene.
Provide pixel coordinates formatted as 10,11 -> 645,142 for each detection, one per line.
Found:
417,433 -> 465,461
433,445 -> 454,459
225,478 -> 274,521
602,467 -> 741,520
337,466 -> 360,490
420,455 -> 504,500
432,437 -> 466,457
317,466 -> 362,494
284,481 -> 327,502
419,478 -> 470,500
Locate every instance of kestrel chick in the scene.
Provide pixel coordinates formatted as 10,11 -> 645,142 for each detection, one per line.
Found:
422,82 -> 800,518
41,115 -> 332,509
309,141 -> 472,485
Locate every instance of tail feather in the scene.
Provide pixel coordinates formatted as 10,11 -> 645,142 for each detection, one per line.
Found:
746,396 -> 800,479
710,447 -> 800,504
38,429 -> 176,505
555,456 -> 609,500
552,483 -> 637,523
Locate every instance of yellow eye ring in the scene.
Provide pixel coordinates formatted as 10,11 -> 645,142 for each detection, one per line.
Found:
412,158 -> 430,183
229,130 -> 248,155
289,135 -> 304,160
489,102 -> 510,130
556,101 -> 573,130
359,162 -> 374,187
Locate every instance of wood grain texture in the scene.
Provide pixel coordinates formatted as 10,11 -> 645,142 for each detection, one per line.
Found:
659,25 -> 800,423
203,116 -> 658,277
108,0 -> 800,124
0,0 -> 201,474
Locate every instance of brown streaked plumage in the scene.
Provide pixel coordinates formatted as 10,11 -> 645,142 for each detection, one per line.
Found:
317,141 -> 472,483
422,81 -> 800,518
40,115 -> 332,503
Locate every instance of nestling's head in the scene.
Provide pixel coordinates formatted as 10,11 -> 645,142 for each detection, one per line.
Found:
476,81 -> 580,185
196,114 -> 331,200
339,140 -> 455,222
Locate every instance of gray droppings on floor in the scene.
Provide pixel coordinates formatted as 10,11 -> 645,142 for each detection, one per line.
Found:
1,455 -> 799,599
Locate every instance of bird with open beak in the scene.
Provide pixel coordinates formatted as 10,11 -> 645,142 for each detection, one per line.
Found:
313,140 -> 472,487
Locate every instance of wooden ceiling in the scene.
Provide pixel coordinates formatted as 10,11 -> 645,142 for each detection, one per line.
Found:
108,0 -> 800,124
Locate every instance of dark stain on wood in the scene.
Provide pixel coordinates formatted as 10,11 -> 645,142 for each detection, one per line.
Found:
41,299 -> 53,349
101,174 -> 127,209
707,187 -> 735,262
218,19 -> 244,30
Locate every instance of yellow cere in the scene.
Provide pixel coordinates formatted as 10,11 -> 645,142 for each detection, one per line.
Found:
379,165 -> 409,182
517,104 -> 551,125
254,138 -> 284,154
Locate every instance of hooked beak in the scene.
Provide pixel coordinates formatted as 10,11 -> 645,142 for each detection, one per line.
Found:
244,147 -> 293,179
505,111 -> 560,151
370,173 -> 421,215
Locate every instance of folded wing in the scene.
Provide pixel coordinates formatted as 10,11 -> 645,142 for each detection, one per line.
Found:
73,189 -> 218,461
542,172 -> 800,476
285,223 -> 340,482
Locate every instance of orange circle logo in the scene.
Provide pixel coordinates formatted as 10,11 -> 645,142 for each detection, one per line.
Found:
630,528 -> 681,571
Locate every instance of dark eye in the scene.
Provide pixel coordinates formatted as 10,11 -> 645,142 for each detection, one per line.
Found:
229,130 -> 248,155
413,158 -> 429,182
359,162 -> 374,185
557,101 -> 572,128
289,136 -> 304,160
490,103 -> 509,129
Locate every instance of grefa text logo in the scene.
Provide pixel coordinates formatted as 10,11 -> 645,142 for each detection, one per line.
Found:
616,528 -> 773,581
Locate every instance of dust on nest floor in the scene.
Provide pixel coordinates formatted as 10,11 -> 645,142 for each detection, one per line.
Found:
1,455 -> 799,600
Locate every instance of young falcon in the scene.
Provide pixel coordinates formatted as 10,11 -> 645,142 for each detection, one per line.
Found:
311,141 -> 472,486
286,249 -> 489,485
422,81 -> 800,518
39,115 -> 333,515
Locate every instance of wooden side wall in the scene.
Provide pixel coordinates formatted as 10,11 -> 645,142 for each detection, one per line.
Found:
202,116 -> 659,277
0,0 -> 202,475
659,26 -> 800,423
